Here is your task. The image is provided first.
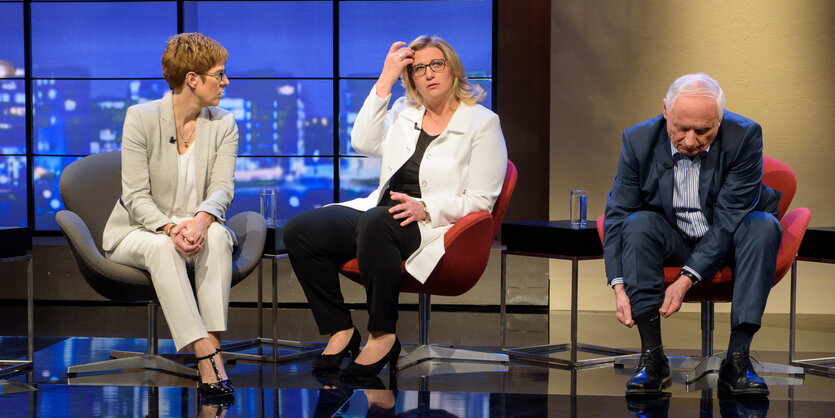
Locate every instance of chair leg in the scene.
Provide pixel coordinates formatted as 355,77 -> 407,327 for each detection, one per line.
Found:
149,300 -> 158,356
789,260 -> 835,376
221,257 -> 324,363
67,354 -> 198,378
397,294 -> 509,376
67,301 -> 198,380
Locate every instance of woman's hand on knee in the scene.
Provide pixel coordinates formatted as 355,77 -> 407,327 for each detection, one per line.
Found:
171,214 -> 211,253
170,223 -> 203,257
388,191 -> 425,226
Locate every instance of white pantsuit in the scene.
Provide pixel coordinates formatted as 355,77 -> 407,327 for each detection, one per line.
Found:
109,217 -> 234,351
103,93 -> 239,352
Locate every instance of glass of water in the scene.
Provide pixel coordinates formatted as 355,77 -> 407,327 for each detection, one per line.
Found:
260,188 -> 277,227
570,190 -> 587,229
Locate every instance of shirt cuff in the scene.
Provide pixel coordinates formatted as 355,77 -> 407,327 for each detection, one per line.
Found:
682,266 -> 702,282
609,278 -> 624,288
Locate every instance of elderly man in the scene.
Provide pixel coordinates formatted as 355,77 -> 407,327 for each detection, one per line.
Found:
603,73 -> 782,396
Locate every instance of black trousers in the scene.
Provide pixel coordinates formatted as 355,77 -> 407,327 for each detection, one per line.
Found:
284,205 -> 421,335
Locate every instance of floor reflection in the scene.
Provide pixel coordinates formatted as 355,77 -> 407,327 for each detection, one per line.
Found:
0,336 -> 833,416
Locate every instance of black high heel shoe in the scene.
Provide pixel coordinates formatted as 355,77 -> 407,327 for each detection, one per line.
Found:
340,337 -> 401,379
196,348 -> 234,398
312,326 -> 361,370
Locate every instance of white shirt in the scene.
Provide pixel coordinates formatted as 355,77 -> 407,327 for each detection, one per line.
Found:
171,146 -> 200,217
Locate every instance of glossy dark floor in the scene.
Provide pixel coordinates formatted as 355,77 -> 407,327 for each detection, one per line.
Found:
1,310 -> 834,417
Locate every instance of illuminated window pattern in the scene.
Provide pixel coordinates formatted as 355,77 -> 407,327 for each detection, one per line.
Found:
0,1 -> 493,230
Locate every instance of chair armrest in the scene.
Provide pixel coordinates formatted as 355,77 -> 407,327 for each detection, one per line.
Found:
227,211 -> 267,283
443,211 -> 493,251
56,210 -> 154,300
56,210 -> 111,269
774,207 -> 812,284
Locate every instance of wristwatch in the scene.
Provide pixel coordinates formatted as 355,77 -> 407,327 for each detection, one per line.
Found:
681,269 -> 699,286
420,201 -> 431,223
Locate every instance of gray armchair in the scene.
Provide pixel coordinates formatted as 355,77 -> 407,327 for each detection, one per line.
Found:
56,151 -> 266,379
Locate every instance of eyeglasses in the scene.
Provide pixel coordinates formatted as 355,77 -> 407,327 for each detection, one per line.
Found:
199,70 -> 228,82
410,59 -> 446,78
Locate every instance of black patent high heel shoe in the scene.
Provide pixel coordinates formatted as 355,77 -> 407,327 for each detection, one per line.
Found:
313,326 -> 361,370
196,348 -> 234,398
340,337 -> 401,379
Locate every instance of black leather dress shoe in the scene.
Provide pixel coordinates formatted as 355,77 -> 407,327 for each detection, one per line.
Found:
718,350 -> 769,396
626,347 -> 670,395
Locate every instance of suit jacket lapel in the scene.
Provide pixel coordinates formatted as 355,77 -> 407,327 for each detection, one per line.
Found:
399,105 -> 423,146
159,94 -> 179,204
381,106 -> 423,187
698,142 -> 719,215
194,107 -> 211,195
654,133 -> 676,225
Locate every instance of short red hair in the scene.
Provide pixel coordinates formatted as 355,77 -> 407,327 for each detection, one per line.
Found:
161,32 -> 228,90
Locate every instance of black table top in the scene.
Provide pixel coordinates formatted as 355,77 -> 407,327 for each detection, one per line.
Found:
500,222 -> 835,262
501,220 -> 603,258
263,227 -> 287,256
0,227 -> 32,258
797,226 -> 835,262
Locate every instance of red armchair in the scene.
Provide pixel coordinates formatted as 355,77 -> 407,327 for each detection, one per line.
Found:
596,156 -> 810,384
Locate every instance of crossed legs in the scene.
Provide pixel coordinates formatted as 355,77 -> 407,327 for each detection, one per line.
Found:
284,205 -> 419,369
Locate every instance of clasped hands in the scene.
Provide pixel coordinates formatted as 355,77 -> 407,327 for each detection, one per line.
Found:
166,212 -> 213,257
613,275 -> 693,328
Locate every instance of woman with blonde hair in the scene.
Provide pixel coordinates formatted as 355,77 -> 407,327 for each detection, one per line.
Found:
285,35 -> 507,379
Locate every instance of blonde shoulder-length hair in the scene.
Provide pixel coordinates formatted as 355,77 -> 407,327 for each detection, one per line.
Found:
401,35 -> 485,108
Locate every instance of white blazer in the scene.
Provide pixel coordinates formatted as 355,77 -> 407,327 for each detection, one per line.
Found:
102,94 -> 239,252
338,87 -> 507,283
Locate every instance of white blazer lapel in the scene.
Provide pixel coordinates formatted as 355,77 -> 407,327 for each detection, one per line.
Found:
443,102 -> 473,136
378,106 -> 423,188
193,107 -> 212,196
159,94 -> 179,203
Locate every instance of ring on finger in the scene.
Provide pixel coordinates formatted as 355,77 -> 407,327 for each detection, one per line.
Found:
408,210 -> 412,216
398,53 -> 404,59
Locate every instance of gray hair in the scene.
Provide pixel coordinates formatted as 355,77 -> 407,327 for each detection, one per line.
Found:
665,73 -> 725,118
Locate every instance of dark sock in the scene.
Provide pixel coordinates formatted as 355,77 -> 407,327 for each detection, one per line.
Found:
635,310 -> 663,351
728,323 -> 759,354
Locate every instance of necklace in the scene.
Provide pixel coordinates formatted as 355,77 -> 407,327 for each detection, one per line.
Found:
176,122 -> 196,147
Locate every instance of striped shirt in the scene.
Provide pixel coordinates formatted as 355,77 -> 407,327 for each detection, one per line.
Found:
672,142 -> 710,239
608,143 -> 711,288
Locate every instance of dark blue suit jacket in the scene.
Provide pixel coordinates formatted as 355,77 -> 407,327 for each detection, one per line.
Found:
603,111 -> 781,284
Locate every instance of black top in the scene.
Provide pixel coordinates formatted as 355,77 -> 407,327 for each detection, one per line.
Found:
378,129 -> 439,206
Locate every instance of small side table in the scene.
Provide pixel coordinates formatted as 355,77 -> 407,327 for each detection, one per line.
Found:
500,220 -> 635,368
0,227 -> 34,378
790,226 -> 835,376
222,227 -> 323,362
